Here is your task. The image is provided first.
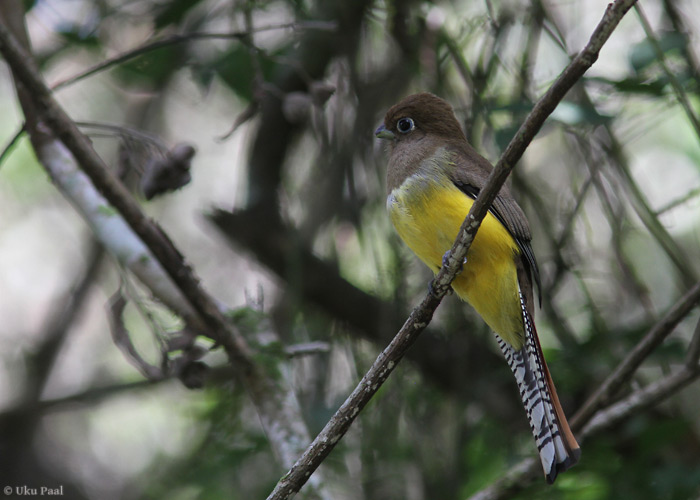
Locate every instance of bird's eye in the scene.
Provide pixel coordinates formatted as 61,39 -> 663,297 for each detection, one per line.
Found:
397,117 -> 415,134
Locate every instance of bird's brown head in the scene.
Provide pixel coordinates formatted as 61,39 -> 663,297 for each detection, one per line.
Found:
376,93 -> 470,192
375,92 -> 467,145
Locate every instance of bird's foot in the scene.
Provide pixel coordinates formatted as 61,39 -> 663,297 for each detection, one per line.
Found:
442,250 -> 467,272
431,251 -> 467,297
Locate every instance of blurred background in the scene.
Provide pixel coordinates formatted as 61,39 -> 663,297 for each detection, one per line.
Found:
1,0 -> 700,498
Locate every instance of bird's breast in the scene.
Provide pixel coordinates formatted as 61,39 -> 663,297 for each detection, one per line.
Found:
387,173 -> 524,345
387,174 -> 466,271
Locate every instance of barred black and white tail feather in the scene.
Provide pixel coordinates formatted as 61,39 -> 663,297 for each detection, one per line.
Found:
494,290 -> 580,483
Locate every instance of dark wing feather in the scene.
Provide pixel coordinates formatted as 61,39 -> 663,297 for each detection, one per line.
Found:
447,144 -> 542,305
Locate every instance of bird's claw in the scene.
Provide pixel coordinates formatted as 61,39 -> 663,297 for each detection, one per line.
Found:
442,250 -> 467,272
431,251 -> 466,296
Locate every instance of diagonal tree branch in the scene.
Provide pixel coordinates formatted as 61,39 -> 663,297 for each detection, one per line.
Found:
0,12 -> 251,365
266,1 -> 638,498
209,207 -> 505,401
571,281 -> 700,429
443,0 -> 638,278
0,8 -> 331,498
582,361 -> 700,438
684,315 -> 700,369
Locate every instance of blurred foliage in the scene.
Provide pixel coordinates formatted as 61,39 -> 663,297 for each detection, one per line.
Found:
153,0 -> 207,29
2,0 -> 700,499
205,45 -> 280,101
116,45 -> 186,88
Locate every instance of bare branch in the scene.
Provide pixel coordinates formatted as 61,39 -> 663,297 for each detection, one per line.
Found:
0,10 -> 331,498
582,364 -> 700,438
0,16 -> 252,365
571,281 -> 700,429
662,0 -> 700,82
285,342 -> 331,358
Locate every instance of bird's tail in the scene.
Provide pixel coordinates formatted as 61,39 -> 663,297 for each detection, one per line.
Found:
494,292 -> 581,483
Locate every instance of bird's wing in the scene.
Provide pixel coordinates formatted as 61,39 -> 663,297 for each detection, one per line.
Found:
446,144 -> 542,305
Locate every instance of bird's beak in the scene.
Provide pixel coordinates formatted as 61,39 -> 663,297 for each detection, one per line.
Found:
375,124 -> 395,140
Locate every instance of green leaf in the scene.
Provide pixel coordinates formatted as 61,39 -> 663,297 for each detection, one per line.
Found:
115,45 -> 183,88
227,306 -> 267,335
629,31 -> 687,73
550,100 -> 612,126
154,0 -> 207,29
97,204 -> 118,216
58,29 -> 101,49
592,75 -> 667,96
36,24 -> 102,69
485,99 -> 534,115
494,124 -> 520,152
23,0 -> 38,12
212,46 -> 258,101
209,45 -> 278,101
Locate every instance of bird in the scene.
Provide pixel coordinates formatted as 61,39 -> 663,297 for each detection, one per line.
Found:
375,92 -> 580,483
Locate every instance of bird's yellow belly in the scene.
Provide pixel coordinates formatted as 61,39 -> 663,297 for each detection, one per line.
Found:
388,177 -> 524,347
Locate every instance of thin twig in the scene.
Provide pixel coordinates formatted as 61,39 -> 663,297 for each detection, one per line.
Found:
31,241 -> 105,398
634,4 -> 700,143
285,342 -> 331,358
0,124 -> 24,169
655,185 -> 700,215
607,134 -> 698,287
581,136 -> 655,316
266,1 -> 638,498
50,22 -> 336,91
75,121 -> 169,150
216,101 -> 259,141
684,315 -> 700,369
662,0 -> 700,84
107,290 -> 165,380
